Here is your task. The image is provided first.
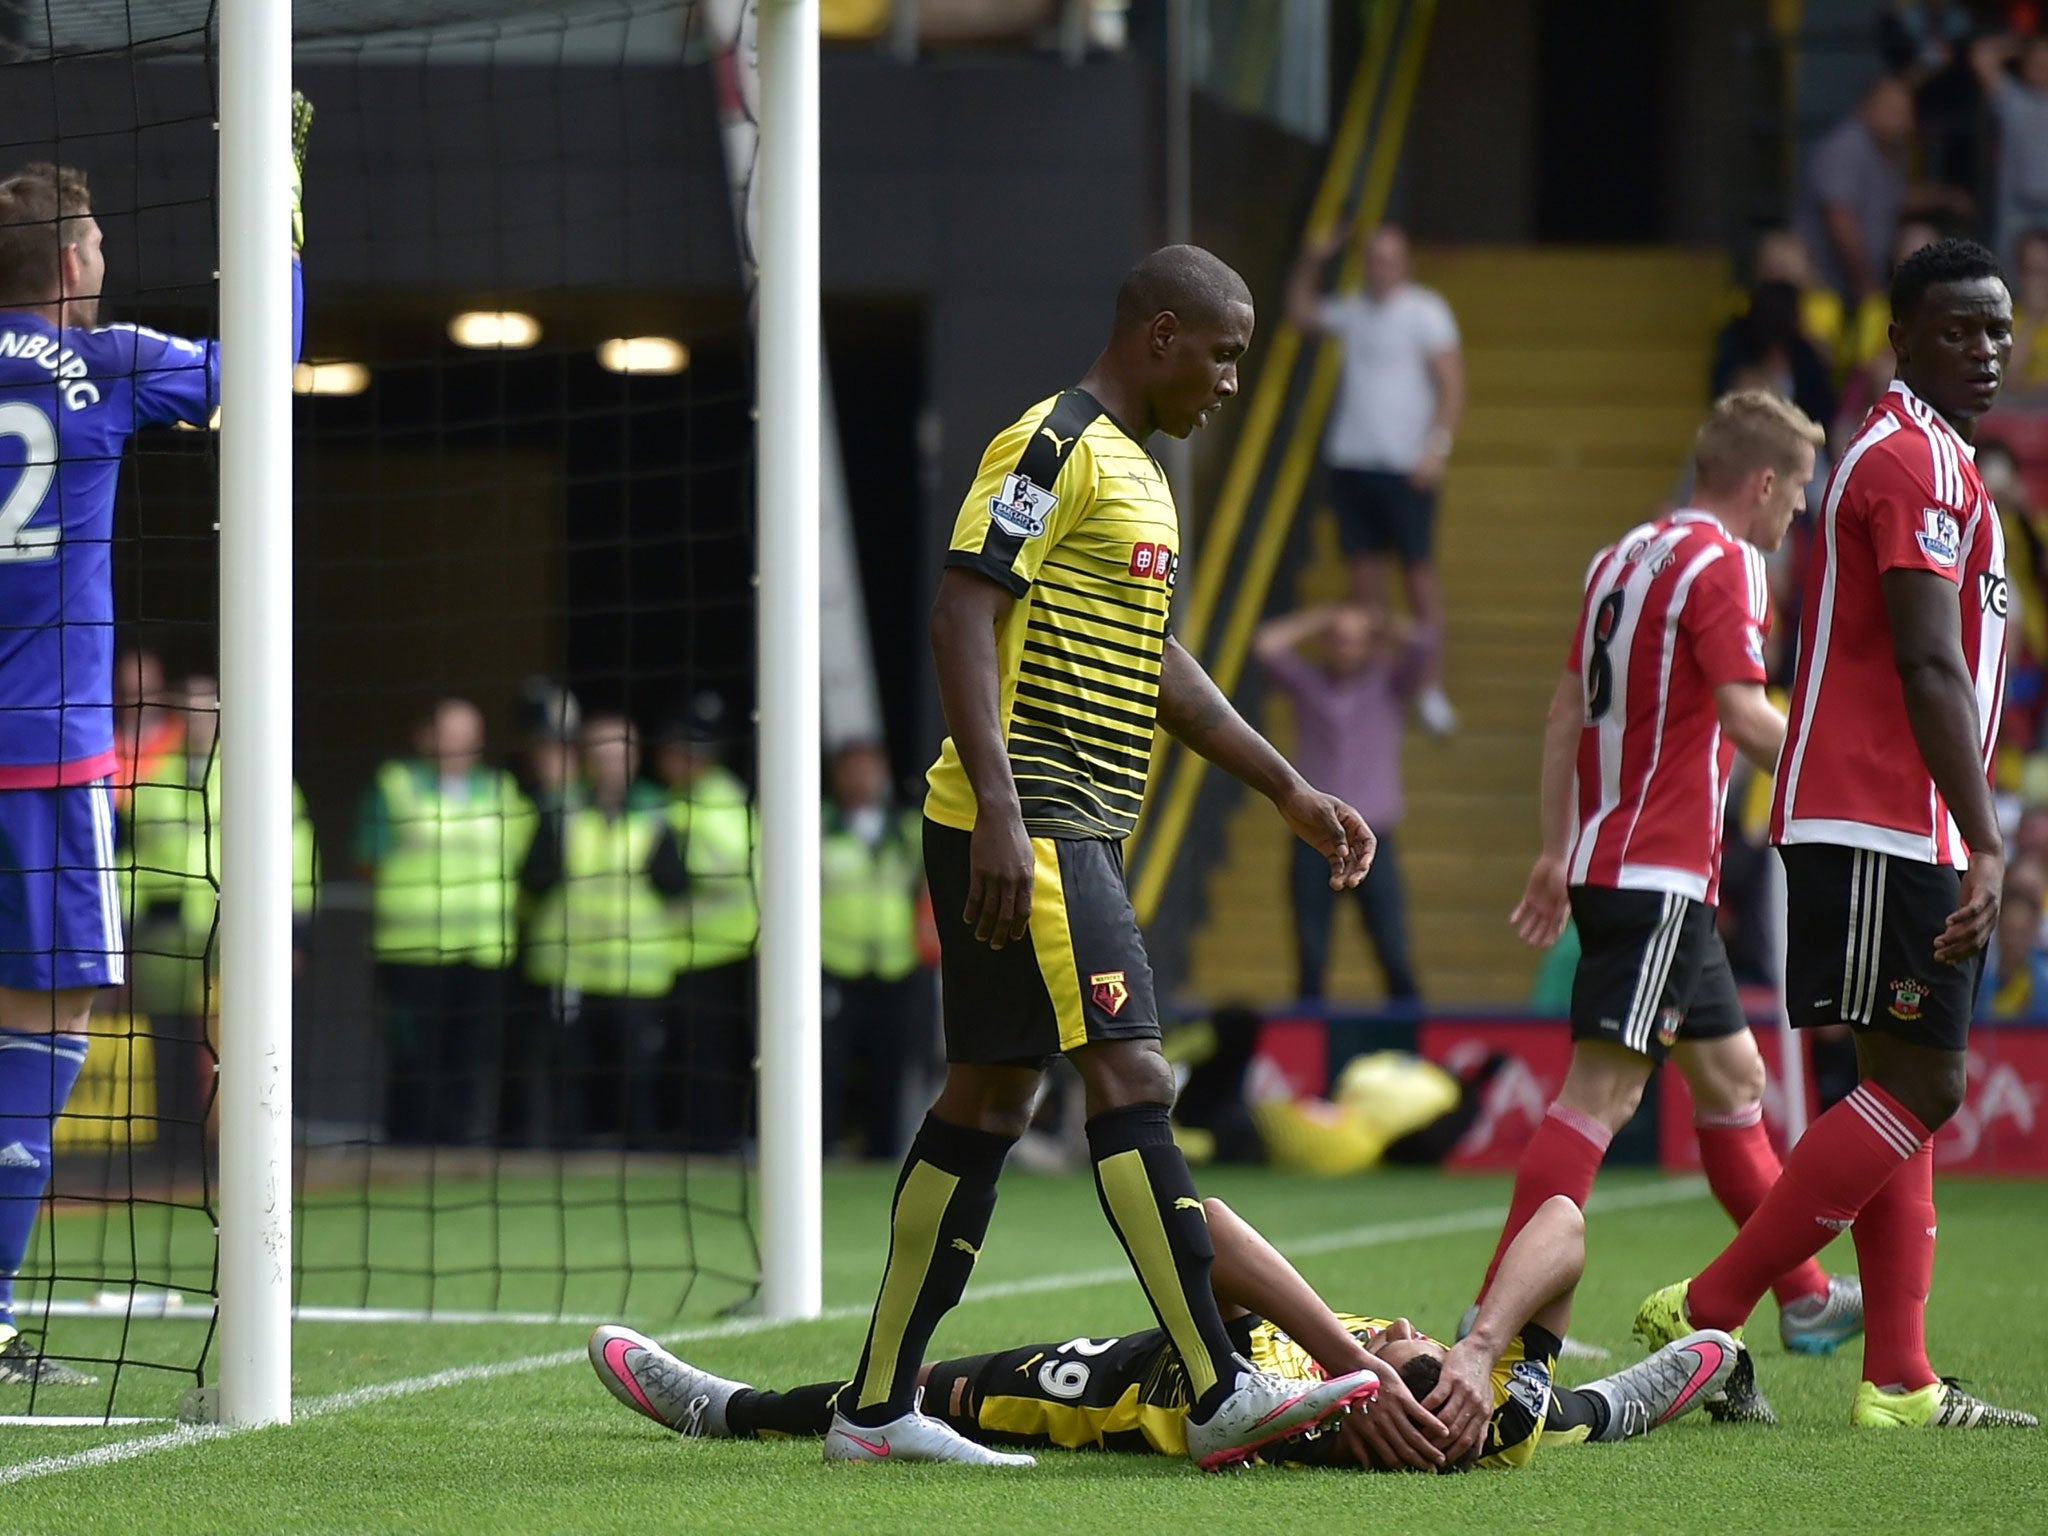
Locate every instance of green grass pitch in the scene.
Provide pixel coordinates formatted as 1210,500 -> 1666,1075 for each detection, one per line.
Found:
4,1167 -> 2046,1534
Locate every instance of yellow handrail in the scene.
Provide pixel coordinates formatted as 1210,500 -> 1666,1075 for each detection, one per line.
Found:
1132,0 -> 1437,926
1169,0 -> 1397,664
1123,0 -> 1396,874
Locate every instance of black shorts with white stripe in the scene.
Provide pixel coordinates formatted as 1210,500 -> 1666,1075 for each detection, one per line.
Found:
1566,886 -> 1746,1063
1780,842 -> 1979,1051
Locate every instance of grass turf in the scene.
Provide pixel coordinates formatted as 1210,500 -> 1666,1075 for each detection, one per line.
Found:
4,1167 -> 2046,1534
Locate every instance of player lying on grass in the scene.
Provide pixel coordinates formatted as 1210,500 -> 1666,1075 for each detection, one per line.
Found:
591,1194 -> 1737,1472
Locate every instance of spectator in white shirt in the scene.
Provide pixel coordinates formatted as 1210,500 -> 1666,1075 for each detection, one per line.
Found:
1287,223 -> 1464,736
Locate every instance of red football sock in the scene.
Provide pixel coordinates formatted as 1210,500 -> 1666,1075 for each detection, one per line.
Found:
1687,1083 -> 1928,1331
1476,1102 -> 1611,1303
1694,1103 -> 1829,1309
1853,1138 -> 1938,1391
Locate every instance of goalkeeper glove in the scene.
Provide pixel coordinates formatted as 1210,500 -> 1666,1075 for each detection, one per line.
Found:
290,89 -> 314,253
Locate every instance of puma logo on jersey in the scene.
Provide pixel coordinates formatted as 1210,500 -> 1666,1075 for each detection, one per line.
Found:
1173,1197 -> 1205,1215
1038,426 -> 1076,456
951,1237 -> 981,1259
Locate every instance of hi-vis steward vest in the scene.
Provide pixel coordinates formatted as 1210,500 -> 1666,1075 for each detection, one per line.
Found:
124,751 -> 317,1010
371,761 -> 534,968
669,765 -> 759,973
525,802 -> 675,998
819,806 -> 922,982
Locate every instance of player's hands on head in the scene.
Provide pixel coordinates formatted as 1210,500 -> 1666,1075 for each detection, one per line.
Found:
1421,1342 -> 1493,1463
1280,788 -> 1375,888
1938,848 -> 2002,964
1337,1357 -> 1447,1472
965,808 -> 1033,950
1510,854 -> 1570,948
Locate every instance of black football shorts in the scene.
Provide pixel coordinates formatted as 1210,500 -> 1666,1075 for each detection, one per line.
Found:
922,819 -> 1159,1067
1567,885 -> 1746,1063
1779,843 -> 1979,1052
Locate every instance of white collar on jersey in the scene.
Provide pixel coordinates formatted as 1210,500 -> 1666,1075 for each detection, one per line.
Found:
1887,378 -> 1978,461
1669,507 -> 1731,535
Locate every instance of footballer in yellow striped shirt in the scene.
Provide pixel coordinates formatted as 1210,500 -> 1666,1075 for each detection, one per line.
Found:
591,1195 -> 1741,1470
827,246 -> 1409,1472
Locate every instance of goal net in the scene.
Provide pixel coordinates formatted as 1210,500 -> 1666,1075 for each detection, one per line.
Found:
0,0 -> 764,1424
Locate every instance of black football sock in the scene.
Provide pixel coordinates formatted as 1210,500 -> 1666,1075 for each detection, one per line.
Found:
1086,1102 -> 1241,1421
840,1113 -> 1012,1426
1546,1384 -> 1611,1440
724,1380 -> 843,1439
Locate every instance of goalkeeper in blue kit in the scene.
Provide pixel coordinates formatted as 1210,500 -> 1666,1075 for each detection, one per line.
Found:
0,94 -> 311,1385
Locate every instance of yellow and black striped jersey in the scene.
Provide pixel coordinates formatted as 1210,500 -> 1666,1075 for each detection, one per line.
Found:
960,1311 -> 1558,1472
924,389 -> 1178,841
1250,1314 -> 1558,1471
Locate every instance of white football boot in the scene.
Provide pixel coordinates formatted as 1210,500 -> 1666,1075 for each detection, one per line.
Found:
1579,1329 -> 1740,1441
824,1387 -> 1036,1467
1183,1356 -> 1380,1471
588,1324 -> 745,1438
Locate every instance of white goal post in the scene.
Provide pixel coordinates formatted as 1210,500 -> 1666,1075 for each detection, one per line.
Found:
216,0 -> 297,1430
752,0 -> 824,1323
210,1 -> 825,1426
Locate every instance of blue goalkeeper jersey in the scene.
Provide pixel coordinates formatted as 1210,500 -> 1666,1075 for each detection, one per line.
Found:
0,262 -> 302,786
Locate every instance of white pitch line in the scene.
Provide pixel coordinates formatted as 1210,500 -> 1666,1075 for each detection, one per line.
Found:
0,1417 -> 170,1428
36,1301 -> 613,1327
0,1178 -> 1708,1486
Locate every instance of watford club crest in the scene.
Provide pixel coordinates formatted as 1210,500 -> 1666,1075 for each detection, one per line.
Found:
1090,970 -> 1130,1017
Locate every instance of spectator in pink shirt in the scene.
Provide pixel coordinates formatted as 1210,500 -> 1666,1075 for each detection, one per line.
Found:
1252,602 -> 1424,1004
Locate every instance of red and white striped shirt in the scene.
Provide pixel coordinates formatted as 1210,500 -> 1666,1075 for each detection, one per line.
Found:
1770,381 -> 2007,867
1565,510 -> 1770,905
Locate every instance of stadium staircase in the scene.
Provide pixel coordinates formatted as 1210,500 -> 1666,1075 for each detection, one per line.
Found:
1183,247 -> 1730,1007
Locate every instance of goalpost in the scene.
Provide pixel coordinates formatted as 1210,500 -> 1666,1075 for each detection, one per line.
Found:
750,0 -> 823,1325
215,0 -> 297,1430
210,0 -> 824,1428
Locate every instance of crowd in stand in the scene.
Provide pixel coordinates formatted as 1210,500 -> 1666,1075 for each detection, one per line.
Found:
1705,3 -> 2048,1018
108,658 -> 935,1160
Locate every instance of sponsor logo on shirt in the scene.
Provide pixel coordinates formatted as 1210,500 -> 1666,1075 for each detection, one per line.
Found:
1089,969 -> 1130,1017
1127,541 -> 1177,587
990,472 -> 1056,540
1744,629 -> 1766,671
1916,508 -> 1960,568
1981,571 -> 2010,618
